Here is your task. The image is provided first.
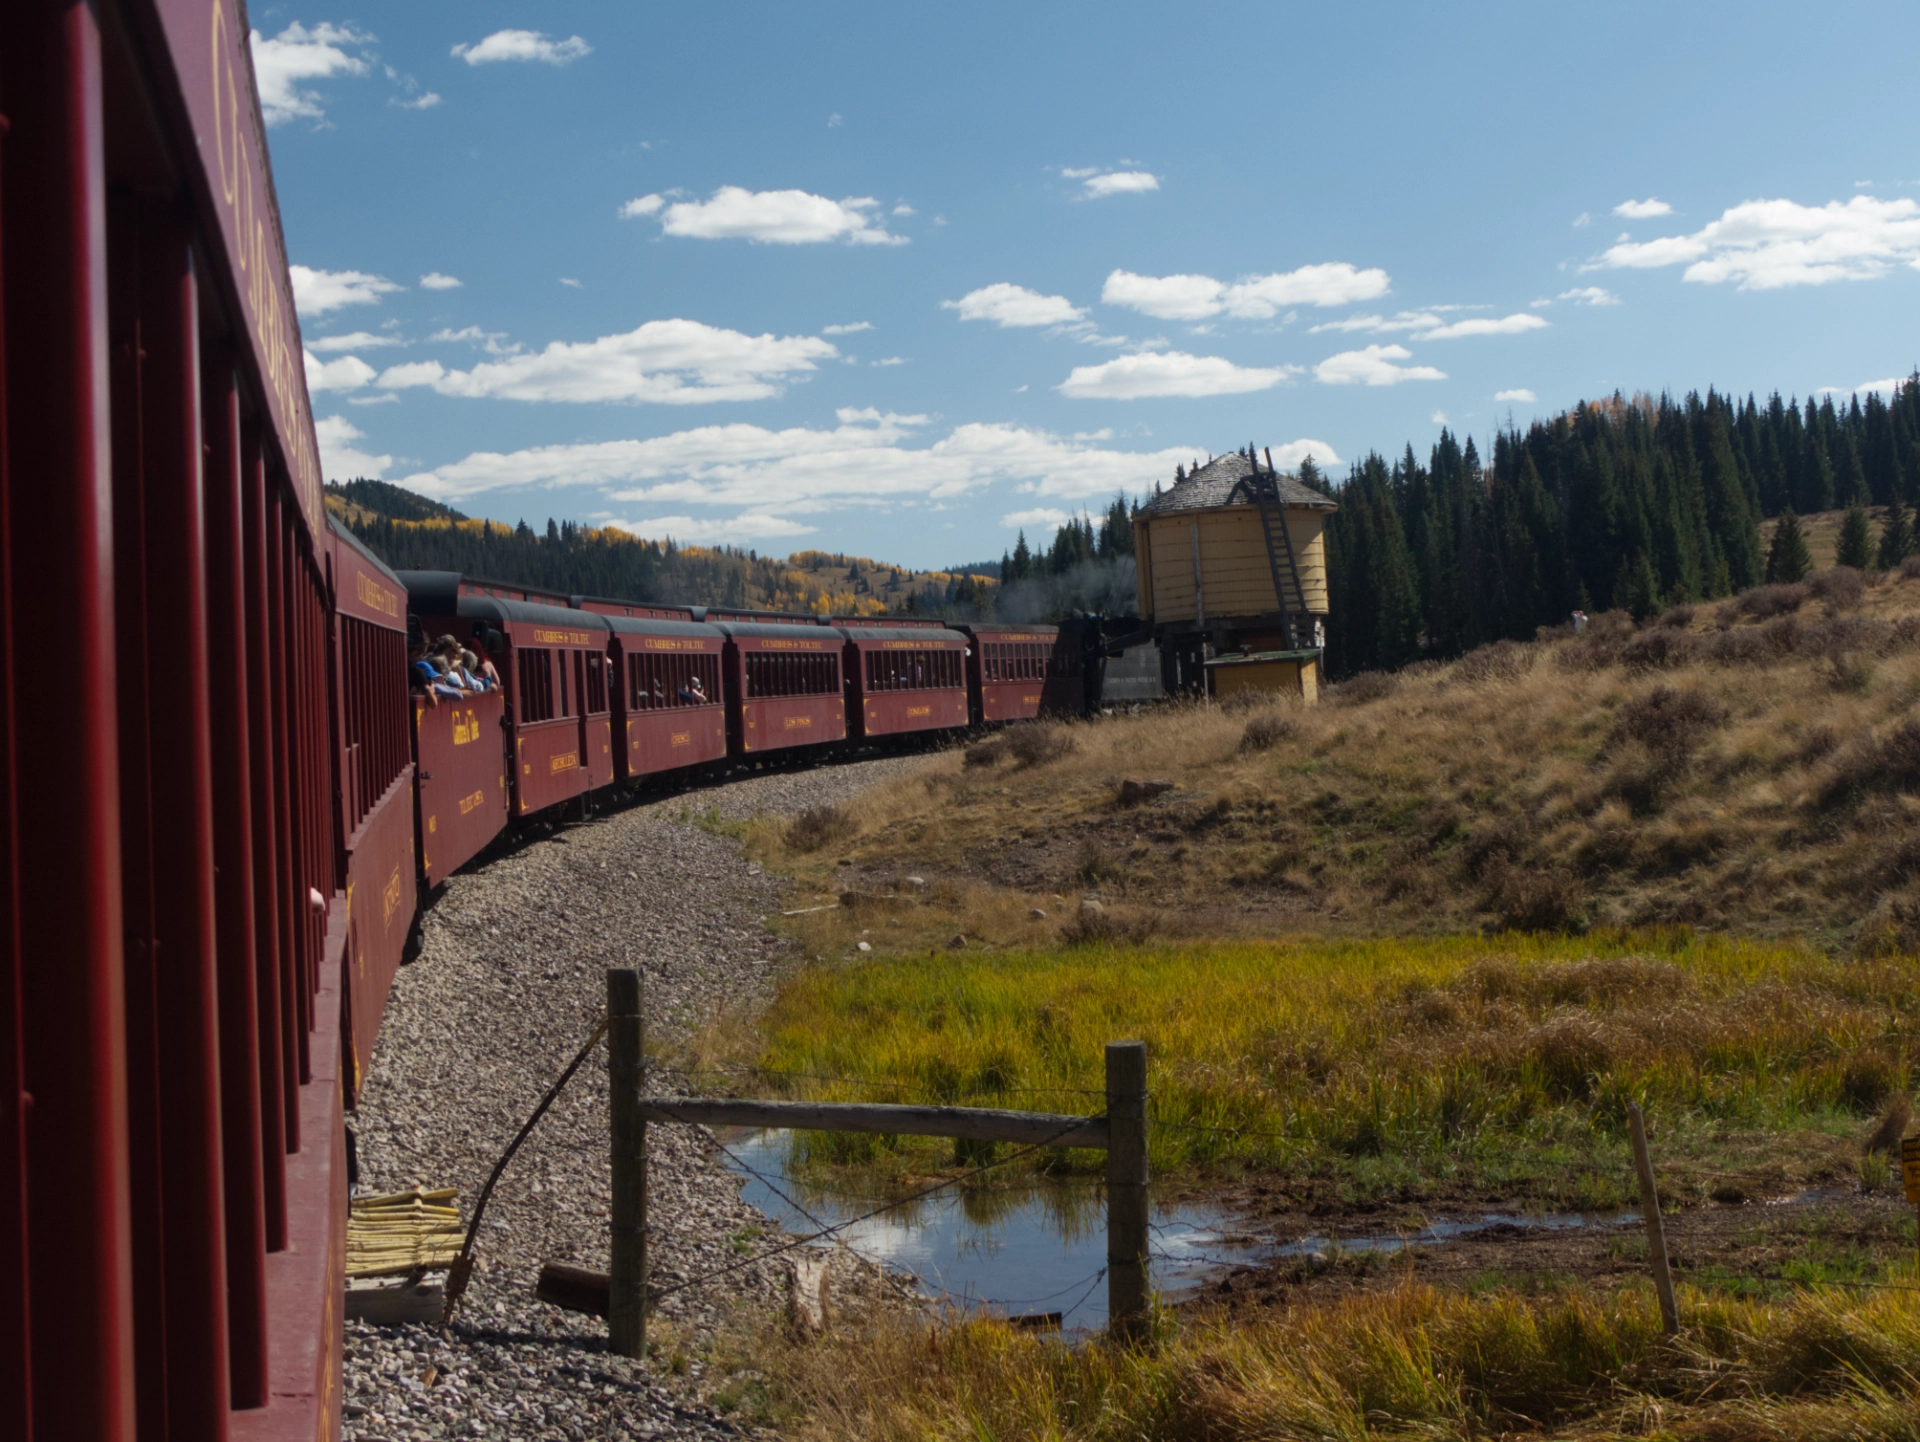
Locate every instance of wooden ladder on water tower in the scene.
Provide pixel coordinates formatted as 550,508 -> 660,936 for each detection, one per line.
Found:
1245,451 -> 1309,649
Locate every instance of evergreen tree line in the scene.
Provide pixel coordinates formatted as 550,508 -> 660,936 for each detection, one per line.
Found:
1000,496 -> 1137,583
1323,380 -> 1920,678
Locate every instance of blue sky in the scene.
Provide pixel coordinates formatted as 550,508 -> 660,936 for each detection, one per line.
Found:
264,1 -> 1920,569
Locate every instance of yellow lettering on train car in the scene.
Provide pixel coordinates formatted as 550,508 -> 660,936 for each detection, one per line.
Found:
906,706 -> 931,717
381,865 -> 402,927
550,753 -> 579,774
451,708 -> 481,745
427,815 -> 437,833
642,637 -> 704,651
759,639 -> 822,651
884,639 -> 952,650
784,715 -> 813,730
671,731 -> 691,747
459,789 -> 485,815
531,628 -> 593,646
355,571 -> 400,618
1024,694 -> 1040,705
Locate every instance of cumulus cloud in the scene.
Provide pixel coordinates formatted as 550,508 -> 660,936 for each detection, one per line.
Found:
1593,195 -> 1920,289
1102,263 -> 1390,320
419,272 -> 462,290
1002,507 -> 1073,530
622,187 -> 905,245
942,283 -> 1086,328
822,321 -> 873,335
316,415 -> 391,480
391,92 -> 441,110
427,325 -> 518,355
1081,171 -> 1160,198
374,319 -> 835,405
1495,388 -> 1537,403
1614,198 -> 1673,218
1818,376 -> 1914,398
291,264 -> 402,316
249,22 -> 371,126
1314,345 -> 1446,386
393,411 -> 1200,508
452,30 -> 590,65
308,330 -> 406,352
1557,286 -> 1621,306
1058,350 -> 1300,400
304,351 -> 377,392
611,513 -> 817,544
1310,310 -> 1546,339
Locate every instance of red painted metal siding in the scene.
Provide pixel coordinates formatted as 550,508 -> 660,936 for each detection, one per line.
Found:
611,634 -> 726,778
724,637 -> 847,756
845,635 -> 970,740
415,691 -> 509,885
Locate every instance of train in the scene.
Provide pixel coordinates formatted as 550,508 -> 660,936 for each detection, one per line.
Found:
0,6 -> 1162,1433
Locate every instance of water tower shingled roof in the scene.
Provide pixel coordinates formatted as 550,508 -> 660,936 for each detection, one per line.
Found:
1140,451 -> 1337,516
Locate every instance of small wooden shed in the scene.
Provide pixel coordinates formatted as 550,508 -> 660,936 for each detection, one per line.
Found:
1133,448 -> 1337,697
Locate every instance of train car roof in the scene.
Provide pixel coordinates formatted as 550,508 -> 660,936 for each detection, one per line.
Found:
571,595 -> 703,621
600,615 -> 724,641
827,616 -> 952,629
713,620 -> 848,641
839,626 -> 968,644
703,607 -> 826,625
397,572 -> 607,633
952,622 -> 1061,637
328,515 -> 407,588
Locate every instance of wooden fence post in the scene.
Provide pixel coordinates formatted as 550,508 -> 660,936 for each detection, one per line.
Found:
1106,1040 -> 1149,1339
1627,1101 -> 1678,1335
608,969 -> 646,1357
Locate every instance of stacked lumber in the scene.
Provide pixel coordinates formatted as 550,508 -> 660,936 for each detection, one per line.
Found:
346,1186 -> 467,1278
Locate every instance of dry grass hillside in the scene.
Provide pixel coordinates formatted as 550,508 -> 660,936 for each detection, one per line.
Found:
754,559 -> 1920,955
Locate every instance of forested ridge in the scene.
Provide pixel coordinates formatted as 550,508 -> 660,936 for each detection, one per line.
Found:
1321,380 -> 1920,677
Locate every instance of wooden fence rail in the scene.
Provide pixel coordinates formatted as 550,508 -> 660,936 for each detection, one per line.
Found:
605,969 -> 1150,1356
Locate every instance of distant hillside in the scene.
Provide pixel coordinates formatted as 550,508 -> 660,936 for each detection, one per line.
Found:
326,482 -> 996,618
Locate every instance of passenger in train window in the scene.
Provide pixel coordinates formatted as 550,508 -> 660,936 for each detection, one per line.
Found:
458,649 -> 494,692
410,645 -> 441,705
681,673 -> 708,704
427,656 -> 466,701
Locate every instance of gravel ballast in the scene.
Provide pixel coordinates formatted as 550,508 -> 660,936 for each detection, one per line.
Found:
344,755 -> 929,1442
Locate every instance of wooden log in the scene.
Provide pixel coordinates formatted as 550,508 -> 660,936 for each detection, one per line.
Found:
788,1252 -> 831,1335
632,1097 -> 1108,1150
344,1282 -> 443,1326
609,969 -> 646,1358
1106,1041 -> 1150,1340
1628,1102 -> 1679,1335
535,1261 -> 610,1319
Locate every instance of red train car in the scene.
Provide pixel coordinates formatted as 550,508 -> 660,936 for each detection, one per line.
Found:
399,573 -> 615,819
3,0 -> 355,1436
960,623 -> 1082,722
604,616 -> 729,780
717,620 -> 849,757
834,619 -> 972,740
413,685 -> 510,888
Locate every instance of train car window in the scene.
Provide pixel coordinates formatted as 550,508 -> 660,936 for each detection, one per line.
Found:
518,647 -> 555,722
586,652 -> 608,714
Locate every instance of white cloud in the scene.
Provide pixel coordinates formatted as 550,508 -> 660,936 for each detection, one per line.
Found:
374,318 -> 835,404
1495,388 -> 1537,403
1572,212 -> 1592,228
1082,171 -> 1160,199
452,30 -> 590,65
611,513 -> 817,544
941,283 -> 1085,328
1309,309 -> 1545,339
1818,377 -> 1913,398
1102,263 -> 1390,320
626,187 -> 905,245
1269,439 -> 1343,469
560,278 -> 583,288
1058,350 -> 1299,400
827,113 -> 844,128
891,203 -> 914,216
870,357 -> 906,367
393,411 -> 1202,508
419,272 -> 462,290
822,321 -> 873,335
1060,167 -> 1098,179
1593,195 -> 1920,289
304,350 -> 377,392
391,92 -> 440,110
1314,345 -> 1446,386
309,330 -> 405,353
1614,198 -> 1673,219
1002,507 -> 1072,530
316,415 -> 391,480
249,22 -> 371,126
1557,286 -> 1621,307
1432,411 -> 1449,425
427,325 -> 518,356
290,264 -> 402,317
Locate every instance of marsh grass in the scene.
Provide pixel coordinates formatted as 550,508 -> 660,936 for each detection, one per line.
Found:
745,1276 -> 1920,1441
728,932 -> 1920,1203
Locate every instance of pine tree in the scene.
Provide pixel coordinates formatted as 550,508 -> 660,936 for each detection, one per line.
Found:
1008,531 -> 1032,583
1835,500 -> 1874,571
1765,507 -> 1812,583
1882,494 -> 1915,569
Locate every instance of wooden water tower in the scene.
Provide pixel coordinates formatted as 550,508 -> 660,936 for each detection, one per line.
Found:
1133,446 -> 1336,700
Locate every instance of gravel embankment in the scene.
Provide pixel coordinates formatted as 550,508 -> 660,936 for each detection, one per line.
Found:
344,755 -> 929,1442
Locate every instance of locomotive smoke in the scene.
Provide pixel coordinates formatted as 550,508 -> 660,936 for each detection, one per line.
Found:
994,556 -> 1139,624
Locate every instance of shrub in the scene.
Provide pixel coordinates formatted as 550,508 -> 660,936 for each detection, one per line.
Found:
1058,907 -> 1160,948
1808,565 -> 1866,610
1610,686 -> 1728,766
1003,724 -> 1075,768
1655,603 -> 1696,629
962,737 -> 1007,768
1900,553 -> 1920,581
1620,628 -> 1704,670
786,804 -> 855,853
1452,640 -> 1535,684
1730,583 -> 1810,620
1482,862 -> 1586,933
1327,671 -> 1398,706
1239,713 -> 1298,753
1819,720 -> 1920,808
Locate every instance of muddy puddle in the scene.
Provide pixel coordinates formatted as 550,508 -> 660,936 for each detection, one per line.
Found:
722,1131 -> 1670,1329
